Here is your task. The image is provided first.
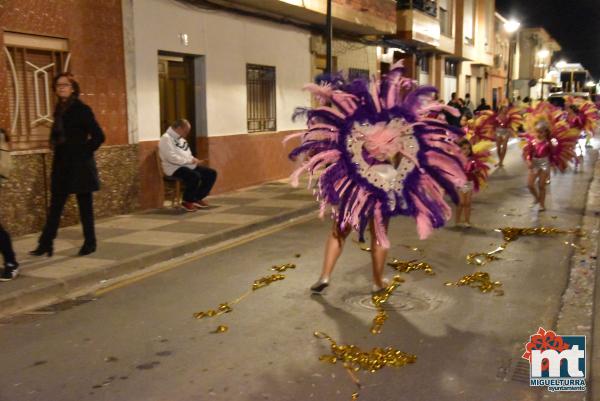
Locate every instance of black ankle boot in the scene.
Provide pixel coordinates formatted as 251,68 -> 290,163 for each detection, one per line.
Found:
78,243 -> 96,256
29,245 -> 53,257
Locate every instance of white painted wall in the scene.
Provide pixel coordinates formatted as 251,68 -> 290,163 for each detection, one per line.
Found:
131,0 -> 311,141
443,76 -> 457,103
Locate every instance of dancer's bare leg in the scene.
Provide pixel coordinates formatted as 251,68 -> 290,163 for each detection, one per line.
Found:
464,191 -> 473,225
455,192 -> 465,225
317,222 -> 350,280
538,170 -> 549,210
369,220 -> 388,290
498,137 -> 508,166
527,170 -> 539,204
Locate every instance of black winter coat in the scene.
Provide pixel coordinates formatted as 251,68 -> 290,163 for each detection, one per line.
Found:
50,98 -> 105,194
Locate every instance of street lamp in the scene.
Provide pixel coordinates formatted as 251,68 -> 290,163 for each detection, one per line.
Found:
503,19 -> 521,100
537,49 -> 550,59
586,81 -> 595,88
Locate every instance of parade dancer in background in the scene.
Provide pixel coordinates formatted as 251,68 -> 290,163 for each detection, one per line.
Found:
454,138 -> 494,228
565,96 -> 599,153
523,103 -> 579,212
0,129 -> 19,282
473,102 -> 522,167
287,62 -> 467,294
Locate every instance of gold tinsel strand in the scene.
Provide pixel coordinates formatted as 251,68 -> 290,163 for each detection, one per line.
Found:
314,331 -> 417,373
466,227 -> 585,266
271,263 -> 296,272
213,325 -> 228,334
194,268 -> 291,320
387,259 -> 435,275
370,275 -> 404,334
445,272 -> 504,295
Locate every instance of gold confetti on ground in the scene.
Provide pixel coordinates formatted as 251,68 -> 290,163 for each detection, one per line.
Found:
314,331 -> 417,373
466,245 -> 506,266
360,246 -> 371,252
351,392 -> 359,400
194,267 -> 294,322
370,276 -> 404,334
295,254 -> 301,258
387,259 -> 435,275
213,325 -> 228,334
466,227 -> 585,267
497,227 -> 583,242
445,272 -> 504,295
252,274 -> 285,290
271,263 -> 296,272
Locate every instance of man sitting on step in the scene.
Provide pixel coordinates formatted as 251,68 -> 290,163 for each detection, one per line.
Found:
158,119 -> 217,211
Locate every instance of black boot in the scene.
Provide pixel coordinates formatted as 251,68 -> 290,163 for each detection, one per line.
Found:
78,243 -> 96,256
29,245 -> 53,257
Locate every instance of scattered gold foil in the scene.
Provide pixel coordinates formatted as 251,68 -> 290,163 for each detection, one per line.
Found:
370,275 -> 404,334
271,263 -> 296,272
445,272 -> 504,295
193,303 -> 233,319
213,325 -> 228,334
564,241 -> 587,254
194,266 -> 294,322
295,254 -> 301,258
314,331 -> 417,372
252,274 -> 286,290
387,259 -> 435,275
497,227 -> 583,242
466,245 -> 506,266
351,392 -> 359,400
466,227 -> 584,267
360,246 -> 372,252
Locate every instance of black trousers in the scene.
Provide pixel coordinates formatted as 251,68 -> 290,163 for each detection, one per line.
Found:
172,166 -> 217,203
39,192 -> 96,247
0,222 -> 16,265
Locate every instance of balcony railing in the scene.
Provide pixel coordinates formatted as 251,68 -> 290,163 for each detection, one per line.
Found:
397,0 -> 438,18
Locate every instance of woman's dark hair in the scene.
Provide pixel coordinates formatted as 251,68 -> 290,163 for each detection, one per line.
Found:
457,138 -> 473,156
52,73 -> 80,98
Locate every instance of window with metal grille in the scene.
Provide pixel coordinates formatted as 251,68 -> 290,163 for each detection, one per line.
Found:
4,32 -> 70,150
348,68 -> 370,81
246,64 -> 276,133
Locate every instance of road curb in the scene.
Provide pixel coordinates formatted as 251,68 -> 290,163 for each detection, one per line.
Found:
0,203 -> 318,318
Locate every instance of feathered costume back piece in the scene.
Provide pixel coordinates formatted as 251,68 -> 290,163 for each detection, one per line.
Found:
287,62 -> 467,247
467,140 -> 494,192
565,96 -> 599,133
471,106 -> 522,143
522,102 -> 579,172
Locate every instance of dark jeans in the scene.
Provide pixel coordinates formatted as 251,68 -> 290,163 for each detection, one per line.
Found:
0,222 -> 16,265
172,166 -> 217,203
39,192 -> 96,247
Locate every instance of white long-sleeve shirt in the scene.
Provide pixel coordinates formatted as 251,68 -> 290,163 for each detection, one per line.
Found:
158,127 -> 196,176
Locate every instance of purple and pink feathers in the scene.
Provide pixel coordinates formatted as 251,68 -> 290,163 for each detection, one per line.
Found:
287,62 -> 467,247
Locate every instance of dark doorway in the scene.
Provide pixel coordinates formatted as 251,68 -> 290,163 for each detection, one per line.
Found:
158,53 -> 196,153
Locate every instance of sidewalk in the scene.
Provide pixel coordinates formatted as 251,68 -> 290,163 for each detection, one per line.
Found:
0,179 -> 316,317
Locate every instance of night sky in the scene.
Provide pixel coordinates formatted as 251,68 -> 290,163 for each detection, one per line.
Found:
496,0 -> 600,79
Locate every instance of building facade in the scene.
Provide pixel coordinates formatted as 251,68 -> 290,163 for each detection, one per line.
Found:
0,0 -> 137,236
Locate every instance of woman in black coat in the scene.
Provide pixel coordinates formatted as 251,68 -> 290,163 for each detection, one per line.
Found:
30,73 -> 105,257
0,128 -> 19,281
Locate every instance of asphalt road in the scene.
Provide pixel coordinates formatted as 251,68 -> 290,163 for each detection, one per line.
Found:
0,144 -> 596,401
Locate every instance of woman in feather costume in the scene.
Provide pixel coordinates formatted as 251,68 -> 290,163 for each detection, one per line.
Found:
523,103 -> 579,211
472,101 -> 522,167
454,138 -> 494,228
287,62 -> 467,293
565,96 -> 599,149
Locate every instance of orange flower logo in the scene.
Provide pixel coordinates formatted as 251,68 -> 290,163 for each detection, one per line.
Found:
522,327 -> 570,372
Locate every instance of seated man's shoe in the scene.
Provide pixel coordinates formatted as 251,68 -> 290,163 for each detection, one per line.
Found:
193,200 -> 210,209
0,262 -> 20,282
181,202 -> 198,212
